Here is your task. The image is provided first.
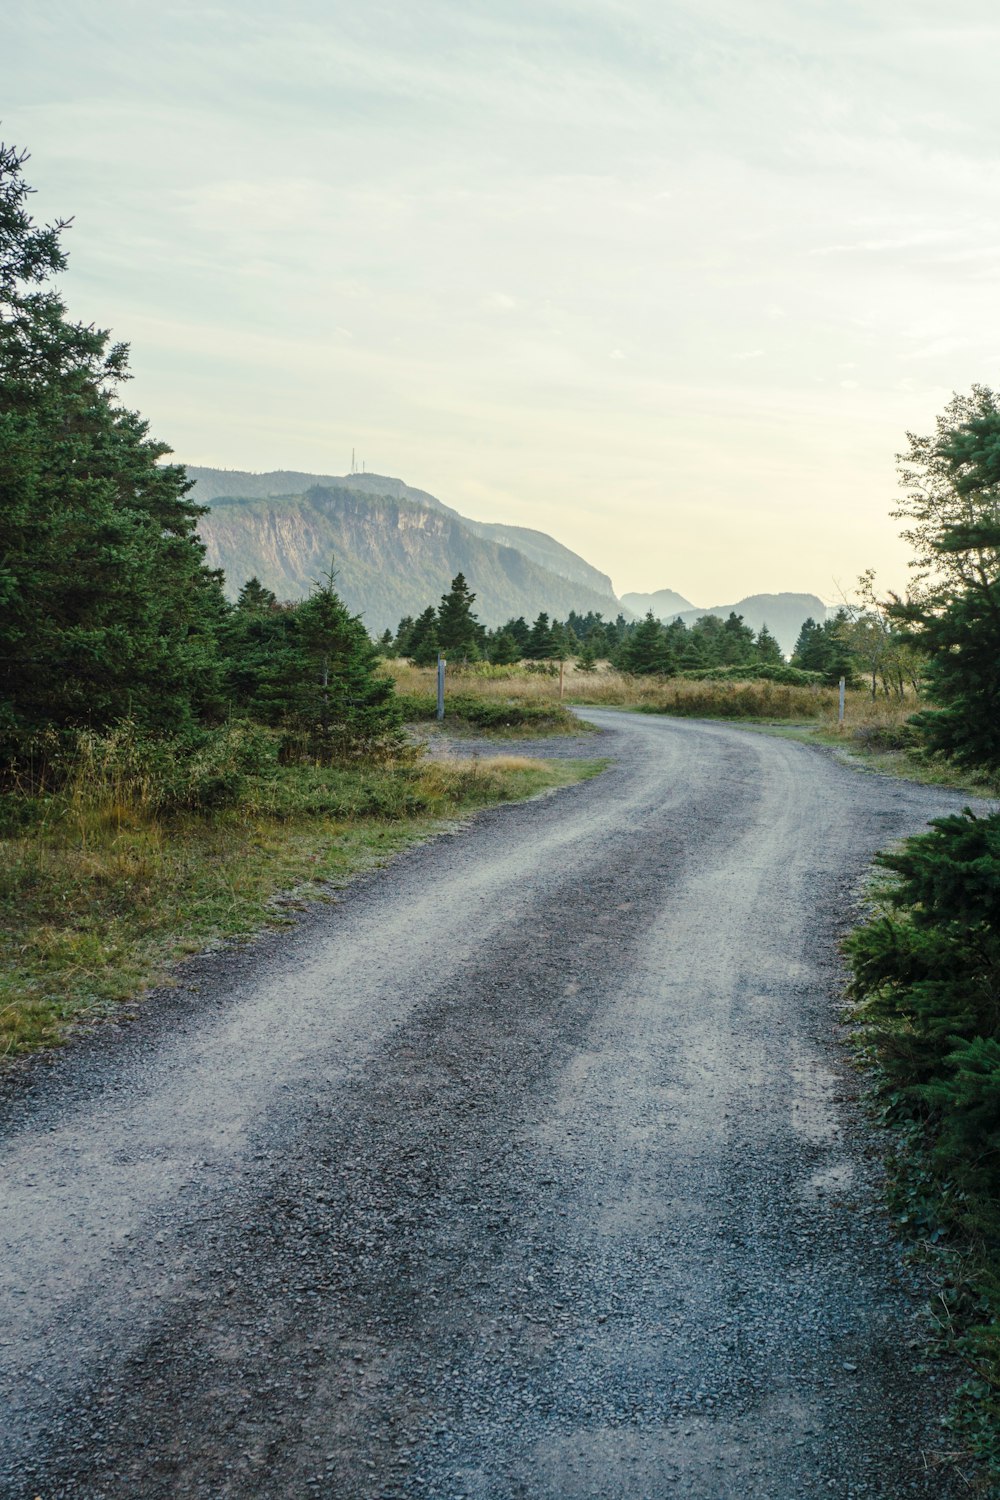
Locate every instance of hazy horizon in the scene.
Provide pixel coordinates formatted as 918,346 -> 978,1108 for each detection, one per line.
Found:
10,1 -> 1000,602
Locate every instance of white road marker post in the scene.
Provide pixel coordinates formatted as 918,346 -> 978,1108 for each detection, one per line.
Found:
437,654 -> 446,722
838,676 -> 846,729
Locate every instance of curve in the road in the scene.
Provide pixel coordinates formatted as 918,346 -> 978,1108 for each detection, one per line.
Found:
0,710 -> 991,1498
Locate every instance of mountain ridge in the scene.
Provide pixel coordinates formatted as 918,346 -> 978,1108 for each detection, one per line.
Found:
188,466 -> 829,653
187,467 -> 615,604
194,479 -> 620,631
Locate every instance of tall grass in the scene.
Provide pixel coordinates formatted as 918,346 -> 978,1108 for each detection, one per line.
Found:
385,660 -> 844,720
0,742 -> 597,1059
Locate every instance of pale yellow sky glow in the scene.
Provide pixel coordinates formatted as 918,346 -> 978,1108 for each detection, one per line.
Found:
10,2 -> 1000,604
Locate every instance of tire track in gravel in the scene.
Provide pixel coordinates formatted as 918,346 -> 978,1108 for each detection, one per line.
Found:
0,711 -> 993,1498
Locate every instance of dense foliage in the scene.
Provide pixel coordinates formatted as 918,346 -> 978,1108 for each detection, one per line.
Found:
0,145 -> 401,773
890,388 -> 1000,771
847,390 -> 1000,1475
389,585 -> 824,679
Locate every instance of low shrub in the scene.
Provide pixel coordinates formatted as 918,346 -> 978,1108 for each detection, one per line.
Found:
396,692 -> 577,733
847,810 -> 1000,1472
677,663 -> 825,686
64,721 -> 279,813
638,679 -> 833,720
849,720 -> 922,753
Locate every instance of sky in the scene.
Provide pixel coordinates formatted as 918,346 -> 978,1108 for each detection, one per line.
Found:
9,1 -> 1000,604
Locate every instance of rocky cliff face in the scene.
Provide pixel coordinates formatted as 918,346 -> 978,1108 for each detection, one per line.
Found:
188,466 -> 615,606
196,483 -> 620,631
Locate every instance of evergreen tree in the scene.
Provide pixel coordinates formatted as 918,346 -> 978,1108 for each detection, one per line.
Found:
488,628 -> 521,665
754,625 -> 783,666
678,631 -> 710,672
503,617 -> 531,651
616,611 -> 673,675
791,617 -> 824,669
550,620 -> 573,661
0,141 -> 225,749
393,615 -> 415,655
896,520 -> 1000,767
791,613 -> 857,686
718,612 -> 756,665
221,580 -> 295,724
587,623 -> 611,659
687,615 -> 726,666
576,641 -> 598,673
890,389 -> 1000,768
664,618 -> 689,661
524,612 -> 556,660
436,572 -> 482,661
405,607 -> 440,666
847,808 -> 1000,1197
279,570 -> 403,761
237,576 -> 278,613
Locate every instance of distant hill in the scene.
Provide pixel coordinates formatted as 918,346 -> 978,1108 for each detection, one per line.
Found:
627,589 -> 828,657
620,588 -> 694,619
190,470 -> 619,631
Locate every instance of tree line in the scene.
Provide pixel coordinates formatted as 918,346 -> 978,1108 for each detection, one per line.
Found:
381,572 -> 924,691
383,574 -> 795,677
0,144 -> 402,770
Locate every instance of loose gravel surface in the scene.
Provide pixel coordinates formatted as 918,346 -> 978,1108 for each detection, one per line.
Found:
1,710 -> 994,1499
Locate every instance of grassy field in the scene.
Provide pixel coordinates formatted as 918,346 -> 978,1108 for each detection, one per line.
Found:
388,661 -> 1000,796
387,659 -> 843,718
0,752 -> 599,1060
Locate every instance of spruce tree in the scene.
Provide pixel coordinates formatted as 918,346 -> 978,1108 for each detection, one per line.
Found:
281,570 -> 403,761
0,142 -> 225,749
890,388 -> 1000,769
754,625 -> 783,666
436,573 -> 482,661
504,617 -> 530,651
221,580 -> 295,724
406,607 -> 440,666
488,629 -> 521,665
524,612 -> 556,660
617,611 -> 673,675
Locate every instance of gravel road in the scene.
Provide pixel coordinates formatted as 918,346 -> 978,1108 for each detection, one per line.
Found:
1,710 -> 993,1499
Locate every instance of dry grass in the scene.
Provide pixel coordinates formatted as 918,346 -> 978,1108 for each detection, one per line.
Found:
384,660 -> 840,718
0,752 -> 599,1060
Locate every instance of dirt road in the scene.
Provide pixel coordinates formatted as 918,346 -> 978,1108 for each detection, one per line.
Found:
1,711 -> 991,1497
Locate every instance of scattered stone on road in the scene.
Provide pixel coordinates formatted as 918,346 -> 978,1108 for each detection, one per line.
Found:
1,710 -> 991,1498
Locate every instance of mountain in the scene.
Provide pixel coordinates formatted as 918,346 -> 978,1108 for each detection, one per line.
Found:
675,593 -> 827,656
187,468 -> 826,651
624,589 -> 827,656
190,470 -> 619,631
187,468 -> 615,605
620,588 -> 695,619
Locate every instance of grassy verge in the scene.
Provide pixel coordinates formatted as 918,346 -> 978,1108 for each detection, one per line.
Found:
395,690 -> 583,736
386,661 -> 1000,794
387,660 -> 872,726
0,753 -> 600,1060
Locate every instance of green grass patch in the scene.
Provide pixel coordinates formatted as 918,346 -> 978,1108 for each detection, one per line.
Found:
396,690 -> 583,735
0,754 -> 600,1060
